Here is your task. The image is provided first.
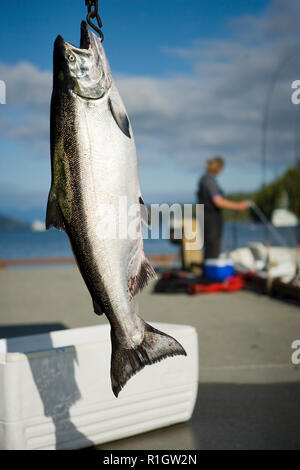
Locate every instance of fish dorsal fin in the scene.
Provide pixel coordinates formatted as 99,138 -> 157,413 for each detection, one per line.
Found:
45,192 -> 65,231
139,196 -> 151,227
108,97 -> 131,138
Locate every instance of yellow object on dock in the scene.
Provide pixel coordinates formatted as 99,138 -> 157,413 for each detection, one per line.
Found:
181,217 -> 203,274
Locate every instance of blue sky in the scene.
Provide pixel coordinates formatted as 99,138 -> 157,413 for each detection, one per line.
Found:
0,1 -> 269,72
1,0 -> 299,221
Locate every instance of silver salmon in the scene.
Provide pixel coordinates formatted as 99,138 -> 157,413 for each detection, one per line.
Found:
46,22 -> 186,397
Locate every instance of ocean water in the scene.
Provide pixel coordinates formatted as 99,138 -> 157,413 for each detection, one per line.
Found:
0,222 -> 298,261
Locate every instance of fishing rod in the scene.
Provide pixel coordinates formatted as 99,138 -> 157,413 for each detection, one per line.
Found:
248,200 -> 289,248
260,48 -> 300,245
85,0 -> 104,41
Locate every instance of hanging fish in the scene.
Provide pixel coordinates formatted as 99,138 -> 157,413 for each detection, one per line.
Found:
46,22 -> 186,397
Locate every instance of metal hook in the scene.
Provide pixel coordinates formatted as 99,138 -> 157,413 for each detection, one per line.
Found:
85,0 -> 104,41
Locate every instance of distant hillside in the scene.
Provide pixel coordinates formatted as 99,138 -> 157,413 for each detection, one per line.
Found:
0,214 -> 30,231
224,165 -> 300,222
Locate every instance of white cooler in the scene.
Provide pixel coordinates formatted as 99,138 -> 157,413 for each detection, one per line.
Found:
0,322 -> 198,450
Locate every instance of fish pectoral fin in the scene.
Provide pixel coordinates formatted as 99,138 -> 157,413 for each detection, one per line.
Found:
139,196 -> 151,227
108,97 -> 131,138
110,320 -> 187,397
45,192 -> 65,231
93,299 -> 105,316
129,255 -> 157,297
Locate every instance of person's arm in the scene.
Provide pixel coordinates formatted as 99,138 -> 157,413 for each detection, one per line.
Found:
212,195 -> 248,211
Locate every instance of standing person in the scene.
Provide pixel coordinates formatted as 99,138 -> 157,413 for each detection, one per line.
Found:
197,156 -> 248,259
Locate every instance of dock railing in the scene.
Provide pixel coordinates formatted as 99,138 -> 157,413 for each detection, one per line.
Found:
0,254 -> 180,270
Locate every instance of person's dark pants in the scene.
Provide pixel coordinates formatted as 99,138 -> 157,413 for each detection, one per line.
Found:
203,208 -> 223,259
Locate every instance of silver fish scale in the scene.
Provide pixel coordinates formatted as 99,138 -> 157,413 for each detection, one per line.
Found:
74,87 -> 144,346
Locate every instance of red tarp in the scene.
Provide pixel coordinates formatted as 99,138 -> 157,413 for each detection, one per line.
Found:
187,275 -> 245,295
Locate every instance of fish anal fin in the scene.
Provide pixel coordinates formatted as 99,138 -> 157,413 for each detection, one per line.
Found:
111,321 -> 187,397
108,97 -> 131,138
45,192 -> 65,231
129,255 -> 157,297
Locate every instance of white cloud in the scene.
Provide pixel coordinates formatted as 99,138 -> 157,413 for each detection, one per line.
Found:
0,61 -> 51,109
119,0 -> 300,172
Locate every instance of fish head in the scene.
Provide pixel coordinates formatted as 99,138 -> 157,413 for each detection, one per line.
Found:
53,21 -> 112,99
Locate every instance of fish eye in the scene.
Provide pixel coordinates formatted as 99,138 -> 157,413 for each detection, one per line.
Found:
67,53 -> 76,62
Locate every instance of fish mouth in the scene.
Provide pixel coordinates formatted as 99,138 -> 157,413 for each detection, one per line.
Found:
80,21 -> 92,50
54,22 -> 108,100
54,22 -> 96,54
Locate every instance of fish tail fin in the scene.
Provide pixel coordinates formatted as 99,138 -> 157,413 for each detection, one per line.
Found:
110,322 -> 187,397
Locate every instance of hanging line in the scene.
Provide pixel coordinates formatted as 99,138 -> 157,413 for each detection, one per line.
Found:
85,0 -> 104,41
